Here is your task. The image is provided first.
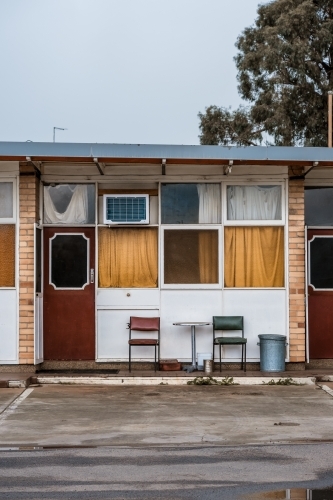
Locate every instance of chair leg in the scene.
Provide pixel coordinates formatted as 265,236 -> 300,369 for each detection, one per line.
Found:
154,345 -> 157,372
219,345 -> 222,372
244,344 -> 247,373
241,344 -> 244,371
129,345 -> 131,373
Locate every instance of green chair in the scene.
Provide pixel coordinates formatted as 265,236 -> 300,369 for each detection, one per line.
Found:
213,316 -> 247,372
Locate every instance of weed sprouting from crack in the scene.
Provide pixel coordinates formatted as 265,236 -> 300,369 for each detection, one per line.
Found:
187,376 -> 238,386
262,377 -> 304,386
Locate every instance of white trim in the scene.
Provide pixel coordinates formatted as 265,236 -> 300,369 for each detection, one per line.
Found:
49,232 -> 90,290
222,181 -> 286,226
308,234 -> 333,291
305,226 -> 309,364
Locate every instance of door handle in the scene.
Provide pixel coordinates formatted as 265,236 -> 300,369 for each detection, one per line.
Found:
90,269 -> 95,284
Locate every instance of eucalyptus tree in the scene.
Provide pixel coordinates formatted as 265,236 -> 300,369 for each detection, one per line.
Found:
199,0 -> 333,146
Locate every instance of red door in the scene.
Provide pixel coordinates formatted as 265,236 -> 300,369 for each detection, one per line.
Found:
308,229 -> 333,359
43,227 -> 95,360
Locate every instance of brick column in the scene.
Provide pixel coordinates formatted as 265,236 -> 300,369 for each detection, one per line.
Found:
19,175 -> 39,364
288,170 -> 306,363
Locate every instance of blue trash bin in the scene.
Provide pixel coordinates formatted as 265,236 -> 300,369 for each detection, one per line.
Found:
257,334 -> 287,372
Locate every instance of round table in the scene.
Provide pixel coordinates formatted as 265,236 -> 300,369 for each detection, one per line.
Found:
173,322 -> 212,373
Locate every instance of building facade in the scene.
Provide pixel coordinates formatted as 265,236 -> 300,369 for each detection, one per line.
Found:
0,142 -> 332,370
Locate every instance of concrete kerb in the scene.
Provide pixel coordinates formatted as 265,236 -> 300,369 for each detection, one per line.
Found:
34,375 -> 317,386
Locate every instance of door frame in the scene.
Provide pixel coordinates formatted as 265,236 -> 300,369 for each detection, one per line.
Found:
34,223 -> 43,364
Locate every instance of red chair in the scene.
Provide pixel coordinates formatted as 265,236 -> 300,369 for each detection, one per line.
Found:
128,316 -> 160,372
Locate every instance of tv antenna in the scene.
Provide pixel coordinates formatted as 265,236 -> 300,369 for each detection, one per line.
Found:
53,127 -> 67,142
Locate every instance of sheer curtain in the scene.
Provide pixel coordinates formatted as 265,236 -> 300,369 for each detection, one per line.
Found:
227,186 -> 282,220
98,228 -> 158,288
44,185 -> 88,224
224,227 -> 284,287
197,184 -> 221,223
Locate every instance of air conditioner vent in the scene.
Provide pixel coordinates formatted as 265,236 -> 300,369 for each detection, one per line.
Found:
103,194 -> 149,224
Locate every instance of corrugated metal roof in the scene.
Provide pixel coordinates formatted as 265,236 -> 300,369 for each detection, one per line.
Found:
0,141 -> 333,163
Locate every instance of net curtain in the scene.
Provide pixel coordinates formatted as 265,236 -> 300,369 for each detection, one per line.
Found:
227,185 -> 282,220
44,185 -> 88,224
197,184 -> 221,223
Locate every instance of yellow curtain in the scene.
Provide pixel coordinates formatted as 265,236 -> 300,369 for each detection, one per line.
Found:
98,228 -> 158,288
224,227 -> 284,287
199,230 -> 218,283
0,225 -> 15,287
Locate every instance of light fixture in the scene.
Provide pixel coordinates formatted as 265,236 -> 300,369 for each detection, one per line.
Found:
224,160 -> 233,175
162,158 -> 166,175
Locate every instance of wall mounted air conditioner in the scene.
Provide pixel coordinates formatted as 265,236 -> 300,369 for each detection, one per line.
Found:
103,194 -> 150,224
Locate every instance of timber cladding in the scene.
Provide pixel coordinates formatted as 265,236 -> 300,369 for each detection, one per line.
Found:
288,171 -> 306,363
19,175 -> 39,364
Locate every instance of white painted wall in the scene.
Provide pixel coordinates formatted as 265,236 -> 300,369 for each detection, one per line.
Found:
0,290 -> 17,363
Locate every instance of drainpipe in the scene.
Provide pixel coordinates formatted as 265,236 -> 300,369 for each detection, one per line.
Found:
328,91 -> 333,147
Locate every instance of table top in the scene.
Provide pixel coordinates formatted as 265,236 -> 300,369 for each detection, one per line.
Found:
173,322 -> 212,327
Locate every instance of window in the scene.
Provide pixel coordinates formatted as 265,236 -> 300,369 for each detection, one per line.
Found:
50,234 -> 89,289
226,185 -> 282,221
44,184 -> 95,224
164,229 -> 218,284
0,225 -> 15,287
161,184 -> 221,224
98,228 -> 158,288
224,227 -> 284,287
0,183 -> 13,219
305,187 -> 333,226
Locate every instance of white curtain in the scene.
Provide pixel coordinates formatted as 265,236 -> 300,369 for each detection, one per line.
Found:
227,185 -> 282,220
44,185 -> 89,224
197,184 -> 221,223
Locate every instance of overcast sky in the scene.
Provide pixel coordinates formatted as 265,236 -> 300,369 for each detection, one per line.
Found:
0,0 -> 265,145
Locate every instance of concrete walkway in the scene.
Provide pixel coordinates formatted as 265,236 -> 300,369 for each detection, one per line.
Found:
0,383 -> 332,447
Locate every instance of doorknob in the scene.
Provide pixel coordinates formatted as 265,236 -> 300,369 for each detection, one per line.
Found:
90,269 -> 95,284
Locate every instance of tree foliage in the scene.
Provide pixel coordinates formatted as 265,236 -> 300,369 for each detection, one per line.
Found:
199,0 -> 333,146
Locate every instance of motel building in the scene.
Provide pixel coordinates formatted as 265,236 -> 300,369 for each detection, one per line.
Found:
0,141 -> 332,372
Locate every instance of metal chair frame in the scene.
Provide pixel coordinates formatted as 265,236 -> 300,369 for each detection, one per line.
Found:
212,316 -> 247,372
128,316 -> 160,373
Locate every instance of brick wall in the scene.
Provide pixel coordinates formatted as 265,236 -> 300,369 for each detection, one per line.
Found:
19,175 -> 39,364
288,171 -> 306,363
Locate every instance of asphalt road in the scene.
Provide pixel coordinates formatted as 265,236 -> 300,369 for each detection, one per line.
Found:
0,444 -> 332,499
0,384 -> 331,499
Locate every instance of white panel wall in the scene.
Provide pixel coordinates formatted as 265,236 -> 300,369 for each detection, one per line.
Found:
160,290 -> 222,361
0,290 -> 17,363
97,308 -> 159,361
222,290 -> 287,361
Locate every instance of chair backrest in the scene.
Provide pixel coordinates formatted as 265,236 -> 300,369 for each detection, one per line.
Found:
213,316 -> 244,337
130,316 -> 160,332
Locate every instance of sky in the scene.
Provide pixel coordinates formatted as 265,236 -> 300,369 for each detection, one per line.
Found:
0,0 -> 265,145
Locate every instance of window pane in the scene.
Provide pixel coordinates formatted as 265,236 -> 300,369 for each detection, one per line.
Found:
309,237 -> 333,289
164,229 -> 218,284
161,184 -> 221,224
227,186 -> 282,220
224,227 -> 284,287
305,188 -> 333,226
44,184 -> 95,224
98,228 -> 158,288
0,183 -> 13,218
51,234 -> 88,288
0,225 -> 15,287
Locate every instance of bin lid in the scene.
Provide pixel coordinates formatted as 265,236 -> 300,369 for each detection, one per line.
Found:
258,334 -> 286,341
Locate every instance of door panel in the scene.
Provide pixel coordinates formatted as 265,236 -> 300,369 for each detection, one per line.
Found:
308,229 -> 333,359
43,227 -> 95,360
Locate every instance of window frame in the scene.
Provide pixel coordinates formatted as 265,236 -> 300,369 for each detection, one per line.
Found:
223,181 -> 286,226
